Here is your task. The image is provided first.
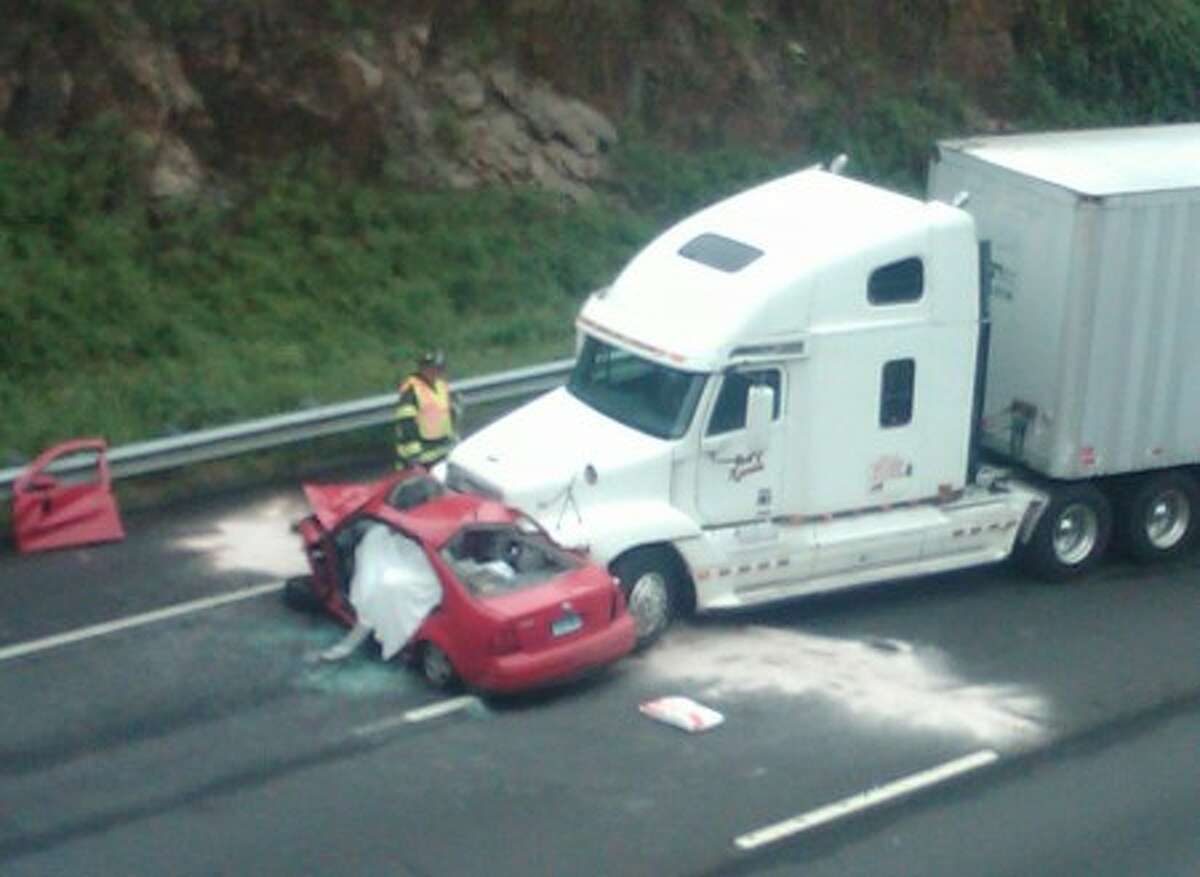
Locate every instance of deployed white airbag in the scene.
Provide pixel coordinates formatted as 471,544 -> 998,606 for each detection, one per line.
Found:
349,523 -> 442,659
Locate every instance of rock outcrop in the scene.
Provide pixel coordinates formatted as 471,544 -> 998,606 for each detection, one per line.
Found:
0,2 -> 1025,200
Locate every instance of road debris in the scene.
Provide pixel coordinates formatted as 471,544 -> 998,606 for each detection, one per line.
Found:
639,696 -> 725,733
12,438 -> 125,553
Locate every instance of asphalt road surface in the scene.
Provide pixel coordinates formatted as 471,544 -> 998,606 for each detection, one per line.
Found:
1,476 -> 1197,875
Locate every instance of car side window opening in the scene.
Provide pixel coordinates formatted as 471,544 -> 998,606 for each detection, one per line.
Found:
868,257 -> 924,305
334,516 -> 382,591
706,369 -> 782,436
880,358 -> 916,428
336,518 -> 433,598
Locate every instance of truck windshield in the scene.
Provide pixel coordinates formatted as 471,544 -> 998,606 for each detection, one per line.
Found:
567,336 -> 706,439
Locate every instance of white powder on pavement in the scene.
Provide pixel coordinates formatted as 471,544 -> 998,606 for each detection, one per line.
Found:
176,496 -> 309,579
641,625 -> 1048,746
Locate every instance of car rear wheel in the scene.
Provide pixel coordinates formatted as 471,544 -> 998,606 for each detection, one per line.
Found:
612,548 -> 679,650
419,642 -> 460,691
1022,482 -> 1112,581
1118,470 -> 1200,563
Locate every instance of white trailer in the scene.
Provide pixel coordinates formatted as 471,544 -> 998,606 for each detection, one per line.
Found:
930,125 -> 1200,566
446,124 -> 1200,646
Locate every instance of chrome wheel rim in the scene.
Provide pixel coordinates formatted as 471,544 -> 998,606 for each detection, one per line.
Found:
1145,488 -> 1190,549
423,646 -> 454,687
628,571 -> 669,642
1052,502 -> 1099,566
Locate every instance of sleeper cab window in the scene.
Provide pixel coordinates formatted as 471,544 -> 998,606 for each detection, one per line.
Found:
707,369 -> 782,436
880,359 -> 915,428
868,257 -> 924,305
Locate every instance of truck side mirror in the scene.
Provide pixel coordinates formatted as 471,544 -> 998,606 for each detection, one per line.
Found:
745,384 -> 774,453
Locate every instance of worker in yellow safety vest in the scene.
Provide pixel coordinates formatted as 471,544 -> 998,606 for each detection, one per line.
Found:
395,350 -> 458,469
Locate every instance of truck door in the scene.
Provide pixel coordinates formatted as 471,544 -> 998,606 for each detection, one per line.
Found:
696,368 -> 785,524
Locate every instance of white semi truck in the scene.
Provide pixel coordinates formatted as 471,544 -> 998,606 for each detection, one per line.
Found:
445,124 -> 1200,647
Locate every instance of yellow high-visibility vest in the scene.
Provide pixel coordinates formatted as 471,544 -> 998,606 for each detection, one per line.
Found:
400,376 -> 453,440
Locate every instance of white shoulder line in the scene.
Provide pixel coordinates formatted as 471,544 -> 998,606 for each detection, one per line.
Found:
0,581 -> 284,663
352,696 -> 481,737
735,749 -> 999,851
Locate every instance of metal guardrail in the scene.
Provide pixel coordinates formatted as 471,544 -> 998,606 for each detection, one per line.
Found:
0,358 -> 574,502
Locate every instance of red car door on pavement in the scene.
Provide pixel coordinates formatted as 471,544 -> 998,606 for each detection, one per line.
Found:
12,438 -> 126,554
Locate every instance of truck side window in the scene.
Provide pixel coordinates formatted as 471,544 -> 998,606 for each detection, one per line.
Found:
880,359 -> 915,427
707,369 -> 781,436
868,257 -> 924,305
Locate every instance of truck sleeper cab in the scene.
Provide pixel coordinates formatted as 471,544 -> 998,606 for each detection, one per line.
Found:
448,163 -> 1046,646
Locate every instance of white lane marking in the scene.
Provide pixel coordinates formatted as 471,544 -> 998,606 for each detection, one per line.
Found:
734,749 -> 999,851
352,695 -> 480,736
0,581 -> 284,663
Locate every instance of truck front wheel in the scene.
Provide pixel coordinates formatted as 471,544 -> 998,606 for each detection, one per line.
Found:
612,548 -> 680,650
1118,470 -> 1199,563
1023,483 -> 1112,581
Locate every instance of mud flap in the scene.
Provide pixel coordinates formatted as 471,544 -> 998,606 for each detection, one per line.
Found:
12,439 -> 126,554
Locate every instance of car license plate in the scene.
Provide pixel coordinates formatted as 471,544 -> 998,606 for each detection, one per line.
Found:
551,612 -> 582,637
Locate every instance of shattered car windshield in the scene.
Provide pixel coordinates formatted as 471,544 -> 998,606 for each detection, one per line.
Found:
441,524 -> 580,597
567,336 -> 706,439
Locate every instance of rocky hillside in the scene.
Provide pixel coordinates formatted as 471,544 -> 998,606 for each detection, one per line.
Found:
10,0 -> 1191,202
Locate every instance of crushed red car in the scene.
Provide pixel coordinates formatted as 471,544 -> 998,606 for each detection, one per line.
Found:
287,470 -> 636,694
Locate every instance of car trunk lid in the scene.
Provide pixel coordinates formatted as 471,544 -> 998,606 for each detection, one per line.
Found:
484,567 -> 617,651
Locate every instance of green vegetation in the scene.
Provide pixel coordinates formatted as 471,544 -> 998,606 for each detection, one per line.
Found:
803,79 -> 973,195
605,139 -> 794,223
0,126 -> 654,460
1012,0 -> 1200,125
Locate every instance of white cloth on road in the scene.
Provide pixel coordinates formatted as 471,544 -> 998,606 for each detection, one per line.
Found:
347,523 -> 442,659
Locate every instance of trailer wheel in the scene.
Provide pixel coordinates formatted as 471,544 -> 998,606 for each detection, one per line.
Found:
1023,483 -> 1112,581
612,548 -> 681,650
1118,470 -> 1199,563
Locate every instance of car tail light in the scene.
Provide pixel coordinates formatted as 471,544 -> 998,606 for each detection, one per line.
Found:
489,625 -> 520,656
